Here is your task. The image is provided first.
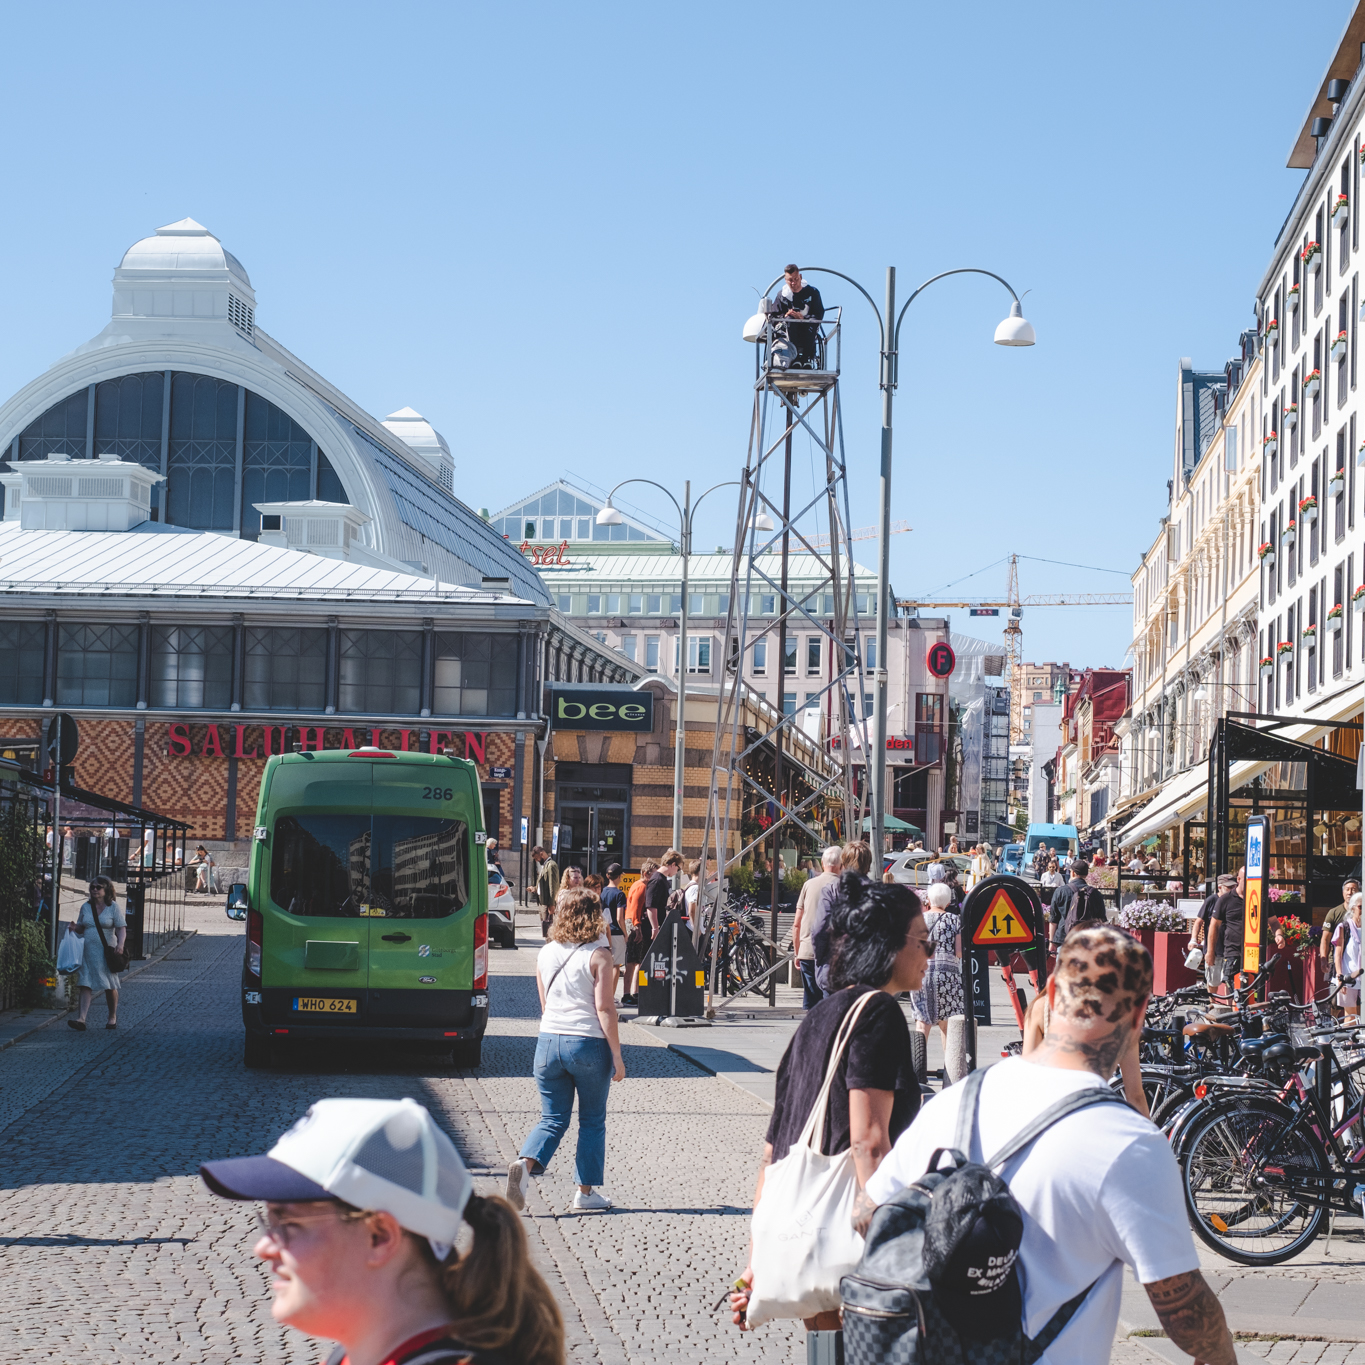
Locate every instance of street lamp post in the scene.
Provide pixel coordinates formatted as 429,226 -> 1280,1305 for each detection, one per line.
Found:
598,478 -> 737,858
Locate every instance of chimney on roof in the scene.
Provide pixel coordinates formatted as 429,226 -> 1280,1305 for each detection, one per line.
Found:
5,453 -> 163,531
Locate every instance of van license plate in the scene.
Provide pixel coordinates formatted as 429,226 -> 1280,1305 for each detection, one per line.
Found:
293,997 -> 357,1014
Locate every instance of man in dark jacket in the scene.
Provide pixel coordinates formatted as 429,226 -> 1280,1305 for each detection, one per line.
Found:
779,265 -> 824,367
1050,860 -> 1105,945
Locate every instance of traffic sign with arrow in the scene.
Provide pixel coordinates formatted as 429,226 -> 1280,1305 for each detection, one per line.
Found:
970,887 -> 1035,946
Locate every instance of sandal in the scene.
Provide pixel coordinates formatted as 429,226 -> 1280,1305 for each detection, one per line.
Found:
67,1019 -> 86,1031
105,1022 -> 118,1030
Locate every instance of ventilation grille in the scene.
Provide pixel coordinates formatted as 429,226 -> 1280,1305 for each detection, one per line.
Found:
307,519 -> 340,546
439,461 -> 453,492
26,476 -> 72,497
228,293 -> 255,338
76,477 -> 125,498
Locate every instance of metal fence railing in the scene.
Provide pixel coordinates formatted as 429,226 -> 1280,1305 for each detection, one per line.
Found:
126,869 -> 189,961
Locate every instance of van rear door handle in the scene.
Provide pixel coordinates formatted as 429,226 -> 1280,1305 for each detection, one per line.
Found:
381,933 -> 412,942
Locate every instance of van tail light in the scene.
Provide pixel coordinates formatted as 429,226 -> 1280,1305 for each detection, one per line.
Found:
247,908 -> 263,980
473,914 -> 488,991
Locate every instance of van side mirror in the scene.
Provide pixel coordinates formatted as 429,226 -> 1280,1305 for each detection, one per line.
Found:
226,883 -> 249,921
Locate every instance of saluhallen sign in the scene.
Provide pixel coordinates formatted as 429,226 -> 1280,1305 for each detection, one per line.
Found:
547,685 -> 654,732
166,724 -> 493,763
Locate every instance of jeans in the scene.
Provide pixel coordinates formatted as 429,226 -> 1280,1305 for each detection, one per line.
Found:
520,1032 -> 613,1186
799,959 -> 823,1010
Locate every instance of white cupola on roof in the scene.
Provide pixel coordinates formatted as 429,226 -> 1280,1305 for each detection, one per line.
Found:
381,407 -> 454,491
110,218 -> 257,342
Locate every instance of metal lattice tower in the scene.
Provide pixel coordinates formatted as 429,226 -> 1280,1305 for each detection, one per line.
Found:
695,294 -> 872,1006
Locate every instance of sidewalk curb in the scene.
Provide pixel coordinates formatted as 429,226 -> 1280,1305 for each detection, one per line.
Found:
0,929 -> 198,1054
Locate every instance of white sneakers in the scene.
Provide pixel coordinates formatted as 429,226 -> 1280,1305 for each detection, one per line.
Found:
505,1159 -> 530,1212
503,1160 -> 612,1213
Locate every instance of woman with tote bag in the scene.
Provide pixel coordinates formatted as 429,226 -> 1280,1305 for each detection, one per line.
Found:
731,874 -> 932,1331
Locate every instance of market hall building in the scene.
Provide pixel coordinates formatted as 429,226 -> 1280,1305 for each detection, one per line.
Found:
0,219 -> 638,877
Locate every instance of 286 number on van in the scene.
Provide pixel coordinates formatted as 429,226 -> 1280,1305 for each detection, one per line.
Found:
421,786 -> 454,801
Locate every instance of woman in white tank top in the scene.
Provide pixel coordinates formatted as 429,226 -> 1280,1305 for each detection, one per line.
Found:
505,888 -> 625,1213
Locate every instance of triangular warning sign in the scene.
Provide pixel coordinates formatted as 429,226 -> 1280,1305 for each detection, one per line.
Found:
971,888 -> 1034,946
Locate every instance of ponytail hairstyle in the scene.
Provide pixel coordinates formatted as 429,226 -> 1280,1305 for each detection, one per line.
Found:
413,1194 -> 564,1365
826,871 -> 922,991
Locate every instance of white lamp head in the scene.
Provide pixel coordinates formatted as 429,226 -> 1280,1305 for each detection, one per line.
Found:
750,510 -> 775,532
994,299 -> 1036,347
595,499 -> 624,527
742,312 -> 767,343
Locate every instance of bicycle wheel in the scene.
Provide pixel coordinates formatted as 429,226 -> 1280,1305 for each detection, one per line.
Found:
1181,1097 -> 1330,1265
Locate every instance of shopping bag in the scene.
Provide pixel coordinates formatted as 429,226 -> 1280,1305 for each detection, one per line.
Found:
56,930 -> 84,975
746,991 -> 877,1326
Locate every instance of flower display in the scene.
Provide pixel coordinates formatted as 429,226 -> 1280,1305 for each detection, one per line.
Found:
1260,655 -> 1274,675
1271,912 -> 1314,958
1301,623 -> 1317,643
1329,470 -> 1346,495
1288,281 -> 1302,308
1114,901 -> 1188,934
1263,432 -> 1278,456
1265,318 -> 1280,343
1334,195 -> 1350,229
1258,541 -> 1275,563
1354,584 -> 1365,609
1327,603 -> 1344,630
1298,494 -> 1317,516
1284,401 -> 1299,428
1277,640 -> 1295,657
1281,519 -> 1297,544
1304,367 -> 1322,397
1303,240 -> 1322,271
1332,330 -> 1349,363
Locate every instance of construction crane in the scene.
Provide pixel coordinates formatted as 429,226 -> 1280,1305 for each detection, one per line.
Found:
810,519 -> 909,550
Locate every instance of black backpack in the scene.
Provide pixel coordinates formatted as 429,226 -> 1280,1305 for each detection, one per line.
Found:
841,1067 -> 1125,1365
1060,882 -> 1105,940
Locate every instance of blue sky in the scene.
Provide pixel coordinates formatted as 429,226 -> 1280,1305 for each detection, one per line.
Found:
0,1 -> 1348,668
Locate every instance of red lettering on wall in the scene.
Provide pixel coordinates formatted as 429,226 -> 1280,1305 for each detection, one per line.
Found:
233,725 -> 259,759
300,727 -> 325,751
201,725 -> 224,758
464,731 -> 487,765
263,726 -> 290,756
168,723 -> 191,757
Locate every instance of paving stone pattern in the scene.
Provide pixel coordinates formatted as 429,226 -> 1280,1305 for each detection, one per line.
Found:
0,905 -> 800,1364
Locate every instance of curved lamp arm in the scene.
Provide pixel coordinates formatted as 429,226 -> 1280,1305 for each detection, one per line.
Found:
601,478 -> 684,537
894,267 -> 1022,349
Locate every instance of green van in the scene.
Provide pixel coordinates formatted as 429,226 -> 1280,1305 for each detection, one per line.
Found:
230,745 -> 490,1069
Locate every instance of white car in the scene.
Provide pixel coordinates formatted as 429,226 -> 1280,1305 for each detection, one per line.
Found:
487,867 -> 517,948
884,851 -> 975,888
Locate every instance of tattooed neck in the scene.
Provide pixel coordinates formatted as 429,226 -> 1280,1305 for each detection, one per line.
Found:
1033,1020 -> 1130,1076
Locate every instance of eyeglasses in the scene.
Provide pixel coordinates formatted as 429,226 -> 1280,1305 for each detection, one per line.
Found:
253,1207 -> 353,1248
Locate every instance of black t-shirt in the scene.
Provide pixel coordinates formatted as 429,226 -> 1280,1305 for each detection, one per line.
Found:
1212,891 -> 1244,957
601,886 -> 626,934
644,870 -> 672,918
766,987 -> 920,1162
1197,892 -> 1220,929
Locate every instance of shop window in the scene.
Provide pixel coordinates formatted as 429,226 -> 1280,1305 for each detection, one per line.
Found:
166,372 -> 238,530
0,622 -> 46,705
753,639 -> 768,675
687,635 -> 711,673
340,631 -> 423,714
150,625 -> 234,708
806,637 -> 821,675
17,386 -> 89,461
433,632 -> 518,717
645,635 -> 660,672
244,627 -> 327,710
56,623 -> 138,707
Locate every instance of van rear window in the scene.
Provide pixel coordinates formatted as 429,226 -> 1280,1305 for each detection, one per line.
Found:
272,814 -> 470,918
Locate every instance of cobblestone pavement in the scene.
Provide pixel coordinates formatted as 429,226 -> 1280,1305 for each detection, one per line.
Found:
0,905 -> 800,1364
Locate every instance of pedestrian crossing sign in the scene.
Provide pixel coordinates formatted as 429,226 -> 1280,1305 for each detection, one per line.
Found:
970,888 -> 1035,946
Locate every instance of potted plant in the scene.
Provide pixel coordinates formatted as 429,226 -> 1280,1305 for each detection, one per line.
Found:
1332,329 -> 1349,363
1260,655 -> 1275,677
1283,401 -> 1299,430
1299,493 -> 1318,524
1277,639 -> 1295,661
1264,317 -> 1280,346
1355,584 -> 1365,612
1302,622 -> 1318,646
1282,518 -> 1297,546
1258,541 -> 1275,567
1303,239 -> 1322,274
1288,281 -> 1302,311
1327,603 -> 1344,632
1334,194 -> 1350,230
1115,901 -> 1199,994
1304,367 -> 1322,399
1329,468 -> 1346,496
1263,431 -> 1278,458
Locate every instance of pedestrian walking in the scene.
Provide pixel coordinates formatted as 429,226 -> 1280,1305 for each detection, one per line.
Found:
600,863 -> 628,995
1206,867 -> 1246,997
860,925 -> 1235,1365
1192,875 -> 1235,989
1332,893 -> 1362,1021
644,849 -> 681,936
730,874 -> 932,1330
532,846 -> 560,939
620,859 -> 656,1006
199,1096 -> 564,1365
67,875 -> 125,1031
1319,878 -> 1361,961
791,846 -> 841,1008
507,888 -> 625,1213
811,841 -> 872,993
1049,860 -> 1105,946
1040,858 -> 1065,905
906,881 -> 962,1047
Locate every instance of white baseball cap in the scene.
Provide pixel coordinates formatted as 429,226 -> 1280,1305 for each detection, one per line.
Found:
200,1097 -> 471,1259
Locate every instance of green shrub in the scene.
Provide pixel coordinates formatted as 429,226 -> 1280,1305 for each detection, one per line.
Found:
0,802 -> 47,1007
782,867 -> 809,898
728,864 -> 757,896
0,921 -> 53,1007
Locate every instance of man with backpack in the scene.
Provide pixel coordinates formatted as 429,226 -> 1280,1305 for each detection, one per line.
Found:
1048,859 -> 1105,946
852,925 -> 1234,1365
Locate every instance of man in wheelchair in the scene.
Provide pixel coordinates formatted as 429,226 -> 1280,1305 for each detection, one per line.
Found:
778,264 -> 825,368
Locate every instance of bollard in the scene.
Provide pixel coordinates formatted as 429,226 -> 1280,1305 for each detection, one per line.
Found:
944,1013 -> 970,1084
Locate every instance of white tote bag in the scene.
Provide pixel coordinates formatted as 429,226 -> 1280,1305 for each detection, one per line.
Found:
746,991 -> 877,1327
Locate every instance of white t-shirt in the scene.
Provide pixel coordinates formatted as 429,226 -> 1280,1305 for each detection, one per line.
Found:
864,1057 -> 1197,1365
1333,918 -> 1362,977
537,937 -> 609,1038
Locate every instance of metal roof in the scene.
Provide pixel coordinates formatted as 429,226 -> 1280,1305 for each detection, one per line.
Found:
536,551 -> 876,585
0,521 -> 535,606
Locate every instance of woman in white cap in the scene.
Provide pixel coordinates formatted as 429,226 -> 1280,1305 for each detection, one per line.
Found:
201,1097 -> 563,1365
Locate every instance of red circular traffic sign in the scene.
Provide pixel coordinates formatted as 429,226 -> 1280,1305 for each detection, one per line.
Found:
927,642 -> 956,678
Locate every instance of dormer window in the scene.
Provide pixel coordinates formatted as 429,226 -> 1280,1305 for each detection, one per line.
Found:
228,292 -> 254,338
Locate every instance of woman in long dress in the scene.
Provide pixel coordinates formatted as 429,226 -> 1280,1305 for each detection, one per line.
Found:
67,875 -> 125,1031
907,881 -> 962,1044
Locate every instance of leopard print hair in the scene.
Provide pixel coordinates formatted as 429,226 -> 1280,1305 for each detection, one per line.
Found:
1053,924 -> 1153,1024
